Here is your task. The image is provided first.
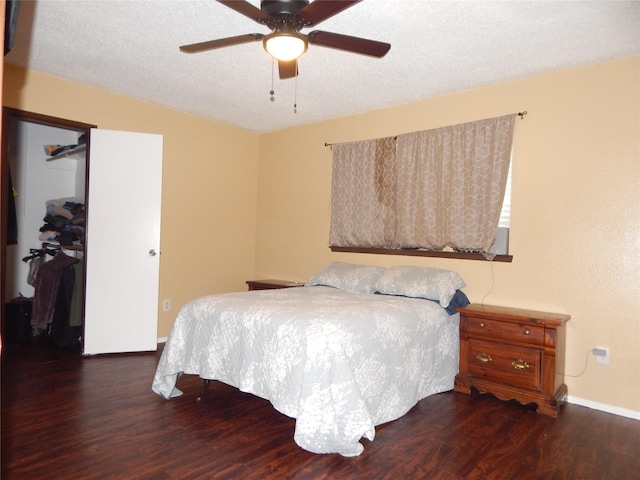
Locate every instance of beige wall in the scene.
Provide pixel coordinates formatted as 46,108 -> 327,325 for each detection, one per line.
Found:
3,64 -> 260,338
3,56 -> 638,415
255,57 -> 640,414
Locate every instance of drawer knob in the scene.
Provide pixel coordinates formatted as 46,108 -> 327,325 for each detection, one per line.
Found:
512,359 -> 530,370
476,352 -> 493,363
479,322 -> 485,328
524,329 -> 530,335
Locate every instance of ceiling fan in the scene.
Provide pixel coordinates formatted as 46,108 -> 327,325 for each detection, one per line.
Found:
180,0 -> 391,79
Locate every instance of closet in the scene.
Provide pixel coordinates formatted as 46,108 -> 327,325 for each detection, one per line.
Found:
2,108 -> 163,355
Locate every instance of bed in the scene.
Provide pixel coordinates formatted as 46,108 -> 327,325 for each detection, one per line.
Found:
152,263 -> 468,456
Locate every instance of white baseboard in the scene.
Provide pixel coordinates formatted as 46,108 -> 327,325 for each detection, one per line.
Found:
157,337 -> 167,344
567,395 -> 640,421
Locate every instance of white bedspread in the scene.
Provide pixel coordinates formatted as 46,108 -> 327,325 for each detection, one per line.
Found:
152,286 -> 459,456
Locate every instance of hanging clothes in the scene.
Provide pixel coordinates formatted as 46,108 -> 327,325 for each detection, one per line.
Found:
7,167 -> 18,245
22,245 -> 57,286
30,251 -> 78,334
68,261 -> 84,328
49,263 -> 82,348
27,253 -> 46,286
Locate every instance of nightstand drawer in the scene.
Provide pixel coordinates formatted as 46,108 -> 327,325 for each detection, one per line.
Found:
468,341 -> 541,390
463,317 -> 544,346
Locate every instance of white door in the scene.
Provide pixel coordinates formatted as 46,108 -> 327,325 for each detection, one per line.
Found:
83,129 -> 163,355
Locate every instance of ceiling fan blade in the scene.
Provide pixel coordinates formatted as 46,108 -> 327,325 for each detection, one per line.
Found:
180,33 -> 264,53
278,59 -> 298,79
297,0 -> 362,27
217,0 -> 271,24
308,30 -> 390,57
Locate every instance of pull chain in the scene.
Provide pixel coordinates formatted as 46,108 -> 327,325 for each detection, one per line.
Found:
269,59 -> 275,102
293,61 -> 298,114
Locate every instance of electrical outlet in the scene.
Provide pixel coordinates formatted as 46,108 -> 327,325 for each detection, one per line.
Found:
162,299 -> 171,312
594,345 -> 610,365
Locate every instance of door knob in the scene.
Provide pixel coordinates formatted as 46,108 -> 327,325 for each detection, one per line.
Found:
149,249 -> 157,256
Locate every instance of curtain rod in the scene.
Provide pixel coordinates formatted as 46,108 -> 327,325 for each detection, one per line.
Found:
324,111 -> 528,147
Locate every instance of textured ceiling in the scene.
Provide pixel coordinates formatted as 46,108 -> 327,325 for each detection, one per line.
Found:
5,0 -> 639,133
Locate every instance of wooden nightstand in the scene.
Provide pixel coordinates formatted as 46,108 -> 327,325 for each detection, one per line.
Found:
454,304 -> 570,417
246,279 -> 305,291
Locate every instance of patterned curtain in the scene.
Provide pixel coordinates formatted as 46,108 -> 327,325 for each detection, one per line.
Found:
330,114 -> 516,257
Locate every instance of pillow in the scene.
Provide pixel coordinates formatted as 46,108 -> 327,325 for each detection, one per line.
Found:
305,262 -> 387,294
444,289 -> 471,315
374,265 -> 466,308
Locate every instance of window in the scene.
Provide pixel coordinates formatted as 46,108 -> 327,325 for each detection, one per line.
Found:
329,114 -> 516,261
488,162 -> 511,256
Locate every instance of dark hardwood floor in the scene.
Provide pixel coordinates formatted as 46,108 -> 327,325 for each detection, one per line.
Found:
2,336 -> 638,479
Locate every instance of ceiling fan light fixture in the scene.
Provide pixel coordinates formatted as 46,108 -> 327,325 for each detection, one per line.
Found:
264,32 -> 308,61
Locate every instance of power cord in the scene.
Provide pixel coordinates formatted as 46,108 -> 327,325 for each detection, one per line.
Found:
480,258 -> 495,306
560,349 -> 597,378
479,252 -> 595,378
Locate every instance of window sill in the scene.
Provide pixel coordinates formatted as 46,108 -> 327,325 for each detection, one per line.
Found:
330,246 -> 513,262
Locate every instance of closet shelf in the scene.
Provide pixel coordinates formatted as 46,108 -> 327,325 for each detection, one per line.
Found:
46,144 -> 87,162
42,242 -> 84,252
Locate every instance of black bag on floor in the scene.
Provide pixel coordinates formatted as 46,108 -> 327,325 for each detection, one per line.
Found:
4,298 -> 32,344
